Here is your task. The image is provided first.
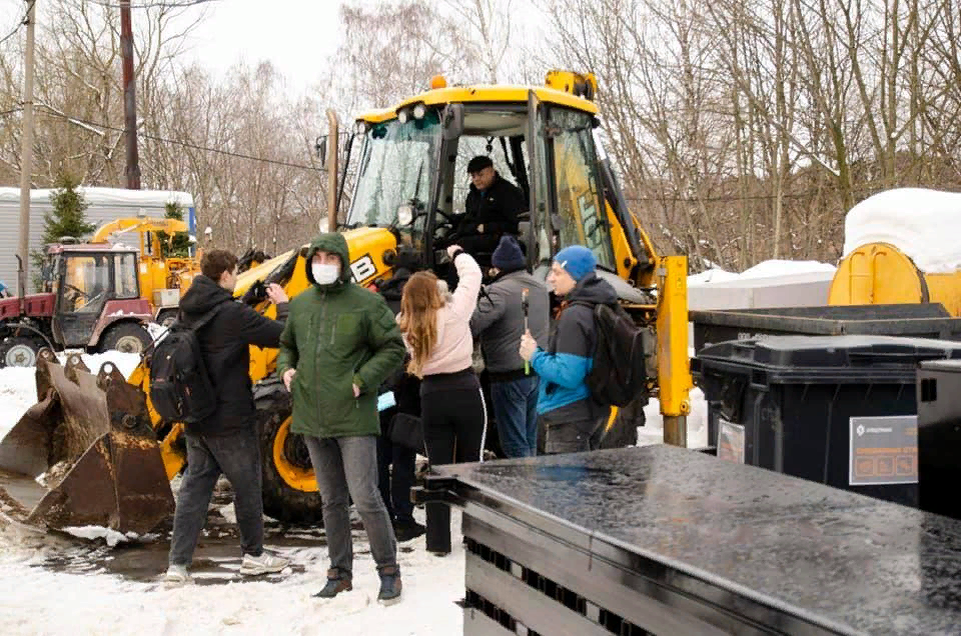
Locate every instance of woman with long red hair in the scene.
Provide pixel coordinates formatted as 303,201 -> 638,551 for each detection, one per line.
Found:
398,244 -> 484,556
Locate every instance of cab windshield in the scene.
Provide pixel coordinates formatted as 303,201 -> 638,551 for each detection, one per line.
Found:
346,111 -> 441,232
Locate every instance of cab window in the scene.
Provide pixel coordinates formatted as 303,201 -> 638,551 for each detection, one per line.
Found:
548,108 -> 615,269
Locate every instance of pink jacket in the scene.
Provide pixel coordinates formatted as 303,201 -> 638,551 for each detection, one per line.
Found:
402,251 -> 482,376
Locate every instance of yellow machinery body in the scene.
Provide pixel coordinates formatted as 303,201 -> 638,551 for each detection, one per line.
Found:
829,242 -> 961,316
89,217 -> 200,319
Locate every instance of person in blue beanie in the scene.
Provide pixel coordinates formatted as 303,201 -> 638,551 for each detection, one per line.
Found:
518,245 -> 617,454
471,235 -> 550,457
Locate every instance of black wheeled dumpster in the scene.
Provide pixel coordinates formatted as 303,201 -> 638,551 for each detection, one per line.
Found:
415,445 -> 961,635
917,359 -> 961,521
693,335 -> 961,507
691,303 -> 961,352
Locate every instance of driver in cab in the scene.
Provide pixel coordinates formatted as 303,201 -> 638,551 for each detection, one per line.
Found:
451,155 -> 526,259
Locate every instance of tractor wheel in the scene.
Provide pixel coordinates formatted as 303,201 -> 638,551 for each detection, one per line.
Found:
0,336 -> 42,368
156,309 -> 178,328
255,386 -> 324,525
99,322 -> 152,355
598,396 -> 645,449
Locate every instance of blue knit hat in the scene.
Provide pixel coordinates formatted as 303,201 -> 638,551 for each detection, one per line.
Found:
491,235 -> 526,271
554,245 -> 596,282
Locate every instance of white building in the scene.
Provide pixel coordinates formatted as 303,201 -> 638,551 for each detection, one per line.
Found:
0,187 -> 196,294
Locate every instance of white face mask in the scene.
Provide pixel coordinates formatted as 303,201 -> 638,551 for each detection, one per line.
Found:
312,262 -> 340,285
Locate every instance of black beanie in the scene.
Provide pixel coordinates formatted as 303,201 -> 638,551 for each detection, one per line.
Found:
491,235 -> 526,271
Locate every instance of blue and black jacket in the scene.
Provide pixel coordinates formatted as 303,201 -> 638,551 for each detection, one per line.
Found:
531,273 -> 618,420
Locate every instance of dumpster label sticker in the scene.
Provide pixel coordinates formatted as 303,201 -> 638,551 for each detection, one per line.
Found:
717,418 -> 745,464
849,415 -> 918,486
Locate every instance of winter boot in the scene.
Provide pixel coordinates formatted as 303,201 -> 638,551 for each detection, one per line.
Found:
377,565 -> 402,605
393,518 -> 426,542
313,568 -> 353,599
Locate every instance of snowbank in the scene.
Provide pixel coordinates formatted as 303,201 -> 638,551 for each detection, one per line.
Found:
843,187 -> 961,274
0,351 -> 142,440
689,259 -> 836,286
61,526 -> 136,548
640,388 -> 709,448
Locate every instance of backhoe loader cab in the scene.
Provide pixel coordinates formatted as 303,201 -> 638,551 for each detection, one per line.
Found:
345,77 -> 643,284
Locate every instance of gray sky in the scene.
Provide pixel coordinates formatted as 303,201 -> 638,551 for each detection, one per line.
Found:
177,0 -> 347,95
0,0 -> 350,95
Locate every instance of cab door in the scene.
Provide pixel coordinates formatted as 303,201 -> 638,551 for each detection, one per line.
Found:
53,253 -> 111,347
525,90 -> 554,268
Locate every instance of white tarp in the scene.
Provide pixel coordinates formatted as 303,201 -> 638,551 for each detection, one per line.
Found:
0,187 -> 193,208
843,187 -> 961,274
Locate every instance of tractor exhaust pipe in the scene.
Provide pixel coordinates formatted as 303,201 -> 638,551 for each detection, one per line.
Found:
16,254 -> 25,314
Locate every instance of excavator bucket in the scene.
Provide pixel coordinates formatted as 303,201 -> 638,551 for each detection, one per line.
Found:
0,350 -> 173,535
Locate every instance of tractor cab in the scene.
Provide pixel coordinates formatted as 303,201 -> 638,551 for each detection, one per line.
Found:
344,72 -> 651,287
45,244 -> 148,349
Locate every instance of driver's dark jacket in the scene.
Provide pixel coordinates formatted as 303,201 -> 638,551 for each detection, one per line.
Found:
456,173 -> 526,238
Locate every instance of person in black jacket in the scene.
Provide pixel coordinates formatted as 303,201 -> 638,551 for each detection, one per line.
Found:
165,249 -> 292,585
452,155 -> 526,261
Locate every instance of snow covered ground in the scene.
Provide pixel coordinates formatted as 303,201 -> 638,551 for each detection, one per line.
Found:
0,351 -> 466,635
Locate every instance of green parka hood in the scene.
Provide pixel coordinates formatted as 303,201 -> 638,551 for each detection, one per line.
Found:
305,232 -> 353,287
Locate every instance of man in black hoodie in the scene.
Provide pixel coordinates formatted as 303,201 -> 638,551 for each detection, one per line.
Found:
165,249 -> 292,585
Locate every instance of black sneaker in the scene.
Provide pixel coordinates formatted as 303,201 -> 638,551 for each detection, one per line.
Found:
393,518 -> 426,542
312,568 -> 352,599
377,565 -> 402,605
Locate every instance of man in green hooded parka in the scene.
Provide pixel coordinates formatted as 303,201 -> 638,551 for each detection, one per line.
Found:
278,232 -> 406,604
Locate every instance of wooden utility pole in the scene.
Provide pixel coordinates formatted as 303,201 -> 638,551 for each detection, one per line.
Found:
120,0 -> 140,189
17,0 -> 37,296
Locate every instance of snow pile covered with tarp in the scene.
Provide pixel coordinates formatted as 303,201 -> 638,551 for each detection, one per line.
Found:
843,187 -> 961,274
689,259 -> 837,286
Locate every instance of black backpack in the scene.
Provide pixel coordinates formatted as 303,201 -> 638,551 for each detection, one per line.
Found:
148,304 -> 224,424
575,301 -> 656,408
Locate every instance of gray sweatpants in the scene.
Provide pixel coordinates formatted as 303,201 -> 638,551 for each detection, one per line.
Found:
304,435 -> 397,577
168,428 -> 264,566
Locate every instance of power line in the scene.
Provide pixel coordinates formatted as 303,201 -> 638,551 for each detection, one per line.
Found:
0,0 -> 33,48
624,183 -> 961,204
38,107 -> 327,173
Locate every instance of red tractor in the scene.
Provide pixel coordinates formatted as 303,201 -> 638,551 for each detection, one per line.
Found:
0,243 -> 153,368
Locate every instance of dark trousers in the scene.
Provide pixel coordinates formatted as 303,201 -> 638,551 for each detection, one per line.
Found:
422,387 -> 487,553
168,427 -> 264,566
377,430 -> 417,523
305,435 -> 397,577
538,411 -> 608,455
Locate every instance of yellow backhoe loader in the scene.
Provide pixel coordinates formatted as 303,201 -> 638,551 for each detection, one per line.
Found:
0,71 -> 692,533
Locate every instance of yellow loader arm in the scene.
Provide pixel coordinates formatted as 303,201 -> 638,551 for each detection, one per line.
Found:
90,218 -> 189,243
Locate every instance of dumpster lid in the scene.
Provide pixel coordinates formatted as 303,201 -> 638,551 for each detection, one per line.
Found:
696,335 -> 961,380
430,445 -> 961,635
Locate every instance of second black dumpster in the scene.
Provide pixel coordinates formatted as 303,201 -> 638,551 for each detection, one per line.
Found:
693,335 -> 961,507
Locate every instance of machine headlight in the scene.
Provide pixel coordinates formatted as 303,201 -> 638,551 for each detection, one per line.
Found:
397,204 -> 413,225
